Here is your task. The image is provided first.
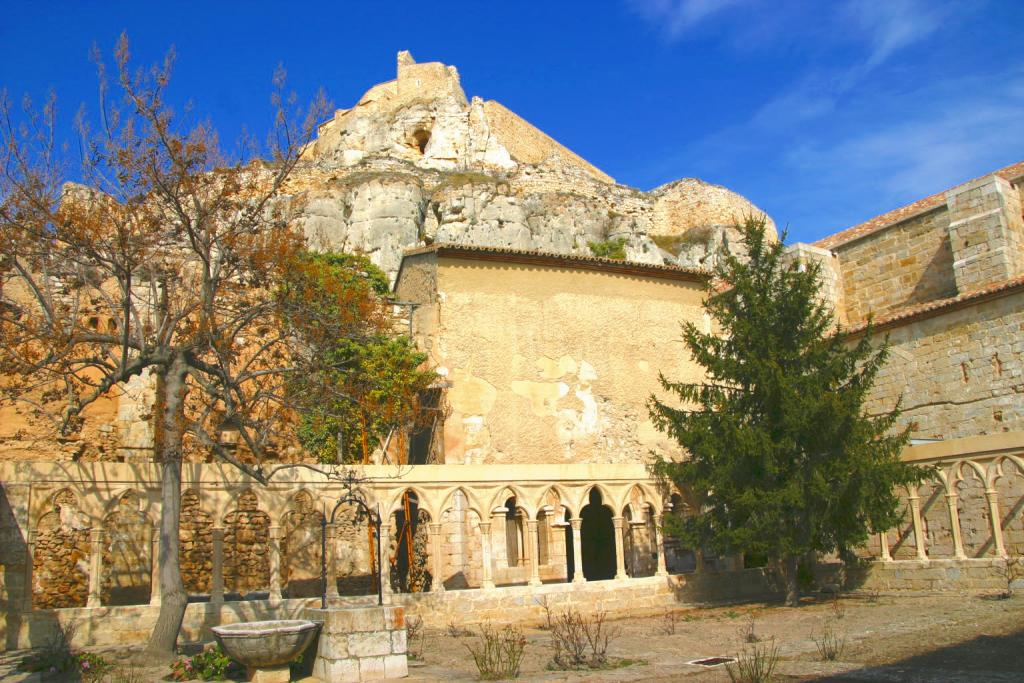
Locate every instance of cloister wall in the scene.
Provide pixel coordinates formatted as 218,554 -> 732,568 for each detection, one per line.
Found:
395,249 -> 708,465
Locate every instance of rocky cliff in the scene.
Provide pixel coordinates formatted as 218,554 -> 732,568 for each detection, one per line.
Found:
283,51 -> 776,280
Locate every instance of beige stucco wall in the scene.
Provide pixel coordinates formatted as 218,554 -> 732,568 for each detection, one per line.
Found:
398,255 -> 706,464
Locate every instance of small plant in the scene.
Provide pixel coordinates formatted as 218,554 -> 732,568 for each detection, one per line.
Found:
740,612 -> 760,643
813,620 -> 845,661
170,644 -> 237,681
994,552 -> 1024,599
110,663 -> 146,683
865,588 -> 880,603
464,623 -> 527,680
659,611 -> 678,635
406,615 -> 425,660
724,609 -> 741,620
548,608 -> 619,670
588,237 -> 628,260
76,652 -> 113,682
726,639 -> 779,683
534,595 -> 555,630
830,593 -> 846,619
446,619 -> 474,638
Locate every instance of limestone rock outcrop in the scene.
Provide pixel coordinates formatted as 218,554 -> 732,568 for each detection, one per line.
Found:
285,51 -> 774,280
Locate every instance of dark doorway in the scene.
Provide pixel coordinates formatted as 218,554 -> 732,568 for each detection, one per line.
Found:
580,489 -> 616,581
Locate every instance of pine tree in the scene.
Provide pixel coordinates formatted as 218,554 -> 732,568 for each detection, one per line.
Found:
649,217 -> 929,605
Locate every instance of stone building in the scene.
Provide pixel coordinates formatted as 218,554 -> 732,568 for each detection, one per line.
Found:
0,52 -> 1022,651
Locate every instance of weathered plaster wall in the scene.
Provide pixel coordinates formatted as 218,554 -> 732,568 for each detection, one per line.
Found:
402,256 -> 706,464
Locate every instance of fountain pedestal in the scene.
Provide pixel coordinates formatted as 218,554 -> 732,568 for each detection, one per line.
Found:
304,605 -> 408,682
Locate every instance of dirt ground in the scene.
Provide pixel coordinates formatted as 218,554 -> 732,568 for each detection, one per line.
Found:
1,591 -> 1021,682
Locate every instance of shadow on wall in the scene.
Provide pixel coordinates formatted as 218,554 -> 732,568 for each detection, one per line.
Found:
0,485 -> 28,650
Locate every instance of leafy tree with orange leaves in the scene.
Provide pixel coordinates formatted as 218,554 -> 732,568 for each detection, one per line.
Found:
0,37 -> 421,657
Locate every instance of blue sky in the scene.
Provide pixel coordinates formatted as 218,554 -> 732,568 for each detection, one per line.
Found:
2,0 -> 1022,243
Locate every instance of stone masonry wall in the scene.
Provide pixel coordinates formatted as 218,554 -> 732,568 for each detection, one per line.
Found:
864,290 -> 1024,440
834,207 -> 957,326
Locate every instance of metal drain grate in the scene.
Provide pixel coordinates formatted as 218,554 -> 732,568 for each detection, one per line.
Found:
687,656 -> 737,667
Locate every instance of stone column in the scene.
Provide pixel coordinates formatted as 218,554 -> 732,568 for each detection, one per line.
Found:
268,525 -> 282,602
325,524 -> 339,599
653,514 -> 668,577
428,523 -> 445,592
879,532 -> 892,562
478,522 -> 495,589
87,528 -> 104,608
908,493 -> 928,561
526,520 -> 542,587
945,493 -> 967,560
23,530 -> 36,612
612,517 -> 628,580
984,488 -> 1008,558
211,527 -> 225,605
570,518 -> 585,584
379,523 -> 394,603
149,525 -> 161,606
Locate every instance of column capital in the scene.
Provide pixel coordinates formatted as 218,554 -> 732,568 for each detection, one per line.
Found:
428,522 -> 442,534
569,517 -> 582,531
526,519 -> 538,530
612,516 -> 625,529
478,521 -> 492,533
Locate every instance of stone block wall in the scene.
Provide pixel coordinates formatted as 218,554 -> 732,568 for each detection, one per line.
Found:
305,605 -> 408,682
946,175 -> 1024,292
864,290 -> 1024,440
833,206 -> 957,326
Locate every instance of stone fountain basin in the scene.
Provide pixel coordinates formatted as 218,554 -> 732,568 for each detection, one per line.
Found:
211,620 -> 320,669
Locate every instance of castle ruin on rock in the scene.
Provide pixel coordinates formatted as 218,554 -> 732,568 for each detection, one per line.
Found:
0,52 -> 1022,656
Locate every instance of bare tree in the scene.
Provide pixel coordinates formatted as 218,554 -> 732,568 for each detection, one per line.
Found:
0,35 -> 401,657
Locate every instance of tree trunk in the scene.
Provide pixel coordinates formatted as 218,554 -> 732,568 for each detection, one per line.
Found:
783,553 -> 800,607
144,356 -> 189,660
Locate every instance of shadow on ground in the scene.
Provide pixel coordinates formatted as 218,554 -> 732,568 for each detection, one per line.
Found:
809,624 -> 1024,682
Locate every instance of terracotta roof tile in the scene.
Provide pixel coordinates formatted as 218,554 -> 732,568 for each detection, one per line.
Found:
846,274 -> 1024,335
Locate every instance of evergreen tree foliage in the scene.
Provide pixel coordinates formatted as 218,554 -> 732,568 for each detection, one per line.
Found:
649,218 -> 930,604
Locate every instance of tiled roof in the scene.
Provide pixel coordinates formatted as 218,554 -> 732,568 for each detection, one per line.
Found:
400,243 -> 710,282
845,274 -> 1024,335
815,161 -> 1024,251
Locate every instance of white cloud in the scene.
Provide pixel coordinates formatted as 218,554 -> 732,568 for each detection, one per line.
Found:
843,0 -> 945,71
627,0 -> 747,38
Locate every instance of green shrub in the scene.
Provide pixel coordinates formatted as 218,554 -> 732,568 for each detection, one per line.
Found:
169,645 -> 237,681
588,237 -> 628,260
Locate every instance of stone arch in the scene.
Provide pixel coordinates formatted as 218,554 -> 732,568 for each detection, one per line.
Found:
662,492 -> 696,574
179,488 -> 213,595
281,490 -> 325,598
101,489 -> 152,605
954,463 -> 993,557
535,487 -> 569,574
436,488 -> 481,590
890,485 -> 920,560
622,501 -> 657,578
32,488 -> 90,608
330,499 -> 377,597
994,456 -> 1024,554
487,485 -> 533,518
223,489 -> 270,596
580,487 -> 616,581
390,489 -> 431,593
918,479 -> 954,559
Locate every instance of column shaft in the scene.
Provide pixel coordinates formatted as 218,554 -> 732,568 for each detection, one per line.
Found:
612,517 -> 627,580
879,531 -> 892,562
985,489 -> 1008,558
653,514 -> 668,577
946,494 -> 967,560
268,525 -> 282,602
478,521 -> 495,589
379,523 -> 394,602
570,518 -> 584,583
908,494 -> 928,561
527,520 -> 542,586
211,527 -> 225,605
429,523 -> 445,592
87,529 -> 104,608
325,524 -> 339,598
